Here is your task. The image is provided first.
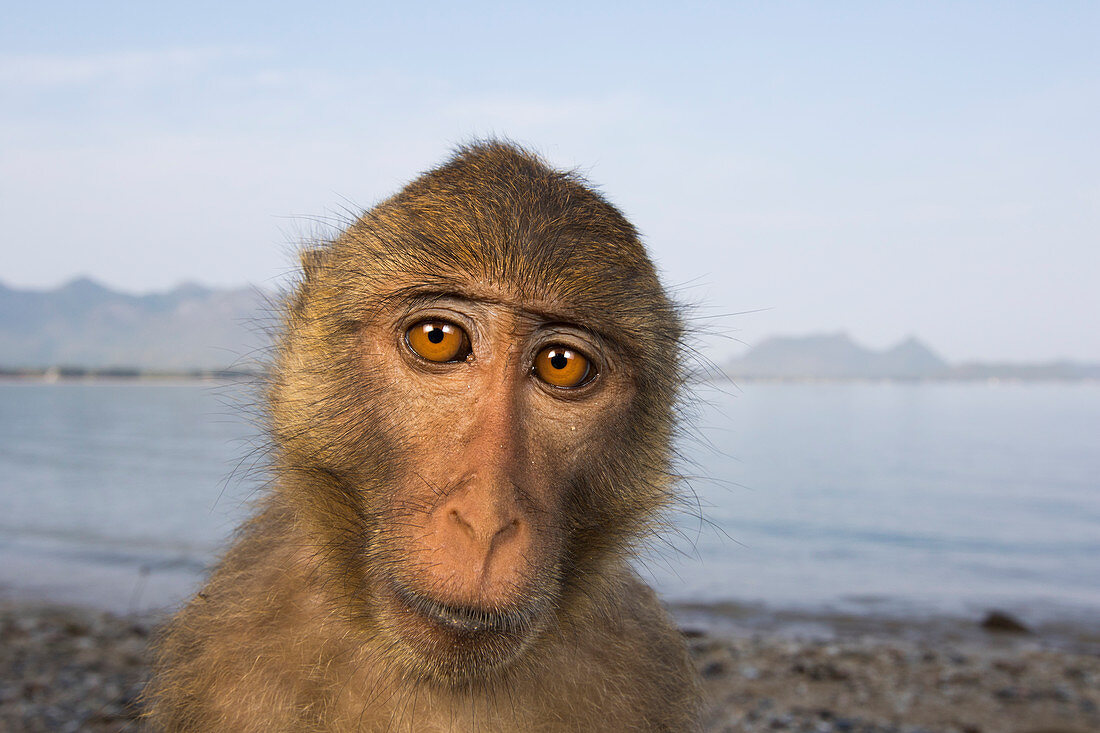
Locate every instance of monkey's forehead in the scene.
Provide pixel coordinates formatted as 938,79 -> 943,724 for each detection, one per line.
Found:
364,141 -> 656,276
361,199 -> 652,272
324,229 -> 672,330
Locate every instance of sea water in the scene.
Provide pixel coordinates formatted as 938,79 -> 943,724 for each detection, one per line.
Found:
1,380 -> 1097,625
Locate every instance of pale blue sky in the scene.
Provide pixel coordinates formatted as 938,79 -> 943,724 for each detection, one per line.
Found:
1,2 -> 1097,361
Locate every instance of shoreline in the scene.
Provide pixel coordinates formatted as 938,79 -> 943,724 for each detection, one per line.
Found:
5,551 -> 1099,655
5,559 -> 1100,656
2,596 -> 1098,732
672,601 -> 1100,658
0,373 -> 256,385
10,535 -> 1099,641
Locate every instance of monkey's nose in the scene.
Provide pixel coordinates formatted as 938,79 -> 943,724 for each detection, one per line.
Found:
448,507 -> 520,548
423,491 -> 533,605
444,501 -> 521,554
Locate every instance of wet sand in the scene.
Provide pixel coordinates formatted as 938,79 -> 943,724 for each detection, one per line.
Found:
1,600 -> 1098,733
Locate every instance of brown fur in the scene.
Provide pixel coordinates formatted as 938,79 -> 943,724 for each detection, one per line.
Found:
146,141 -> 700,731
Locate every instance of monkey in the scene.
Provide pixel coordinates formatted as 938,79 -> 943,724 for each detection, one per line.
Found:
146,141 -> 700,731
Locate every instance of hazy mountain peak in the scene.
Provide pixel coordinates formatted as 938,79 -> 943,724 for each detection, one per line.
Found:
59,276 -> 111,294
168,281 -> 214,298
888,336 -> 941,354
730,333 -> 947,379
0,279 -> 271,371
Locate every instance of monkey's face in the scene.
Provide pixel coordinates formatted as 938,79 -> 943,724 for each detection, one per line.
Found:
272,143 -> 683,683
351,281 -> 636,680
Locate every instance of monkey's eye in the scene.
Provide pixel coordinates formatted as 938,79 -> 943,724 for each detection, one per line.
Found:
533,346 -> 593,389
405,321 -> 470,363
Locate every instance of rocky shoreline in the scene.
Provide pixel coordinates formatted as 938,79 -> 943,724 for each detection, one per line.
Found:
1,601 -> 1098,733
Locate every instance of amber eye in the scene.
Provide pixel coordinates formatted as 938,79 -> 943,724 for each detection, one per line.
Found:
405,320 -> 470,363
533,346 -> 593,388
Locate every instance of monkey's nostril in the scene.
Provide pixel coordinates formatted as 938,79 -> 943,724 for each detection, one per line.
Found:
449,508 -> 475,538
497,519 -> 520,540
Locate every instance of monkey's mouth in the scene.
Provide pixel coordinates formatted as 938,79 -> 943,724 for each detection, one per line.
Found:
380,577 -> 557,681
379,573 -> 559,681
390,581 -> 542,637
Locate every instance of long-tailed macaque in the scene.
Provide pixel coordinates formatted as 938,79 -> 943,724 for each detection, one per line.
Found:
147,142 -> 700,731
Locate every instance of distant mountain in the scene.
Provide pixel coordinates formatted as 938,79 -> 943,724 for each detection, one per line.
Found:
728,333 -> 949,380
875,337 -> 948,377
0,278 -> 274,372
725,333 -> 1100,381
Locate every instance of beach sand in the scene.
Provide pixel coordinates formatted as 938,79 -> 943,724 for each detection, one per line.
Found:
1,601 -> 1098,733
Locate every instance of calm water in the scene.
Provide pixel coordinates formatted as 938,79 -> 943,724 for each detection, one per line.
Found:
1,381 -> 1097,624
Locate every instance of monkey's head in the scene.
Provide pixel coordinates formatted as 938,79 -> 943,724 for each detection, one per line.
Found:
270,142 -> 684,682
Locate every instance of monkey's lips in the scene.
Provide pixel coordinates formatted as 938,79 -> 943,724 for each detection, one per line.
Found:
391,580 -> 542,635
383,579 -> 550,679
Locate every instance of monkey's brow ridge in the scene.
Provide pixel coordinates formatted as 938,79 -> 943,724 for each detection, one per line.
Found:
388,286 -> 599,332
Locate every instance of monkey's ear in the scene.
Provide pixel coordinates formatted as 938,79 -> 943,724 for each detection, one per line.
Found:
299,247 -> 330,283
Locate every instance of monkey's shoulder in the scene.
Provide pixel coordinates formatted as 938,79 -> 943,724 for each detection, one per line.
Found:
146,511 -> 337,730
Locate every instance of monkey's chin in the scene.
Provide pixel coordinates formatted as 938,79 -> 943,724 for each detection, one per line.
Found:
382,580 -> 549,683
